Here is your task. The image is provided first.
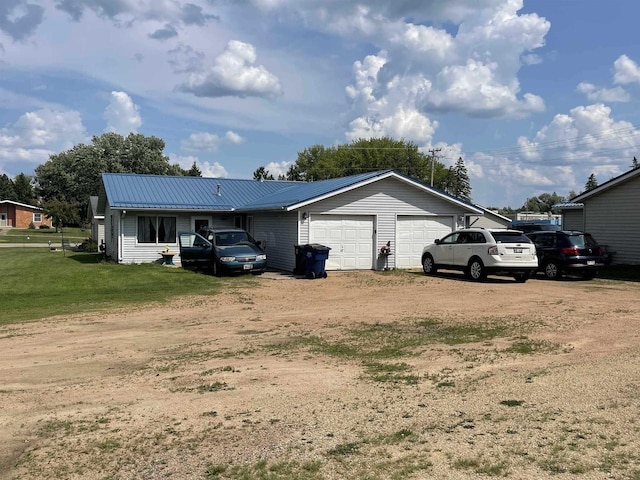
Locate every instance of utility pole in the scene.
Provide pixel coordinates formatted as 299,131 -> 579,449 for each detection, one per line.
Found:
428,148 -> 442,187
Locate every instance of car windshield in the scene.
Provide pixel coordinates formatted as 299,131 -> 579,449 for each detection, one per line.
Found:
491,232 -> 532,244
567,233 -> 598,247
215,231 -> 252,246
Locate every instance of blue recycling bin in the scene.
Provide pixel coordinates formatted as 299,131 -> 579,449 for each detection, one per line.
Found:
295,243 -> 331,278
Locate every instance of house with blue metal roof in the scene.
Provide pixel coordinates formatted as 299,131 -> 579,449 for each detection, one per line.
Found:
98,170 -> 483,271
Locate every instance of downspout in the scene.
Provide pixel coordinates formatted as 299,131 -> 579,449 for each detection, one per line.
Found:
119,209 -> 126,263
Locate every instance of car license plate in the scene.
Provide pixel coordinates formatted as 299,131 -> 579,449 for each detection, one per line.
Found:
243,263 -> 253,270
513,248 -> 522,253
587,260 -> 595,265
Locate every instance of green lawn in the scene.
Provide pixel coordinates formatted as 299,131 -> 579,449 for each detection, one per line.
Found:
0,227 -> 88,245
0,248 -> 254,325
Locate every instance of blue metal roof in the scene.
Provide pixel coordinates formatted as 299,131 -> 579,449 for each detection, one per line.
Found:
101,173 -> 296,210
241,170 -> 394,210
100,169 -> 482,213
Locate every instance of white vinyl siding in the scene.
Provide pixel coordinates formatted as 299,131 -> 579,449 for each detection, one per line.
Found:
253,212 -> 299,272
583,175 -> 640,265
562,209 -> 584,232
113,212 -> 236,265
309,215 -> 374,270
299,177 -> 467,270
396,216 -> 453,268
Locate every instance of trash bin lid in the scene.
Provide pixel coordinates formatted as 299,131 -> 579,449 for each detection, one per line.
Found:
308,243 -> 331,251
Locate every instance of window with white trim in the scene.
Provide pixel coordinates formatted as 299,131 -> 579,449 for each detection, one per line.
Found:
33,213 -> 42,222
137,216 -> 176,244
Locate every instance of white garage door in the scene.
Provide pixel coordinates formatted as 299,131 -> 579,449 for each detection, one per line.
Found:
310,215 -> 374,270
396,216 -> 454,268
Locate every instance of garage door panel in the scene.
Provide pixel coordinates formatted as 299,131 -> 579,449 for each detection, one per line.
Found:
310,215 -> 374,270
396,216 -> 453,269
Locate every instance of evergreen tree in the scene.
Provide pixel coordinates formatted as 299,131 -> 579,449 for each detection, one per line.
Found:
632,156 -> 639,169
0,174 -> 16,201
449,157 -> 472,201
13,173 -> 36,205
585,173 -> 598,191
186,161 -> 202,177
253,166 -> 274,180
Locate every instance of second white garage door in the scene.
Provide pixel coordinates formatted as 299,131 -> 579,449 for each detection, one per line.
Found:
309,215 -> 374,270
396,216 -> 454,268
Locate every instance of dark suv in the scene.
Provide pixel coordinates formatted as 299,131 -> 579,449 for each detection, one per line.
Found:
526,230 -> 607,280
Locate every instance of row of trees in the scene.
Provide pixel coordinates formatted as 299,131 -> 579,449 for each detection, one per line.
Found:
253,137 -> 473,201
6,133 -> 200,229
7,130 -> 639,227
499,156 -> 640,215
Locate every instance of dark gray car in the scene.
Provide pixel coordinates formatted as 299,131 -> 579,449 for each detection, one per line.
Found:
526,230 -> 607,280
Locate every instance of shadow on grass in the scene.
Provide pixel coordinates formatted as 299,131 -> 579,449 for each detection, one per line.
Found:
66,252 -> 110,264
598,265 -> 640,283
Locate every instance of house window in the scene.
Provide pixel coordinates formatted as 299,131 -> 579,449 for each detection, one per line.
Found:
137,216 -> 176,244
33,213 -> 42,222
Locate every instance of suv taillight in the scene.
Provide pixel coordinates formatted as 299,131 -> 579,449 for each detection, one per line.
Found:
598,247 -> 605,255
488,246 -> 499,255
561,247 -> 579,256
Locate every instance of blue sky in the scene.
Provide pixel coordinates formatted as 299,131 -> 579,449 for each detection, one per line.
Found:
1,0 -> 640,208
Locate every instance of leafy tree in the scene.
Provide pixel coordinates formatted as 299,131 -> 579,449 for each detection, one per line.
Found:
253,166 -> 274,180
522,192 -> 566,213
448,157 -> 472,201
35,132 -> 183,225
0,174 -> 16,200
270,137 -> 451,189
13,173 -> 36,205
585,173 -> 598,191
43,198 -> 81,232
186,161 -> 202,177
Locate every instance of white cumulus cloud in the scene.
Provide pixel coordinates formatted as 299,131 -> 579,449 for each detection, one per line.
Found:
0,108 -> 88,174
104,91 -> 142,134
577,82 -> 630,103
177,40 -> 283,99
181,130 -> 245,152
613,54 -> 640,85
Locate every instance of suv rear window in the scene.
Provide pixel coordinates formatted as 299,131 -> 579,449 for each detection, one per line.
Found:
566,233 -> 598,247
491,232 -> 532,244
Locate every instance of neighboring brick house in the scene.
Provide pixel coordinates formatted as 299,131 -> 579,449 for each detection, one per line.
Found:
0,200 -> 51,229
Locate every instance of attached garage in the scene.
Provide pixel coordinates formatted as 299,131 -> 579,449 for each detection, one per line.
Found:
396,216 -> 454,268
100,170 -> 485,271
309,215 -> 374,270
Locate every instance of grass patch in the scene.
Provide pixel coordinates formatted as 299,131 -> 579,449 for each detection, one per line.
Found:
500,399 -> 524,407
327,442 -> 361,457
0,248 -> 251,324
505,338 -> 560,354
205,460 -> 322,479
265,318 -> 522,383
0,227 -> 88,244
197,382 -> 230,393
453,456 -> 509,476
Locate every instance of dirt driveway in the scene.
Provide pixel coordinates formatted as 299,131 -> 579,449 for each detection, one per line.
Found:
1,270 -> 640,479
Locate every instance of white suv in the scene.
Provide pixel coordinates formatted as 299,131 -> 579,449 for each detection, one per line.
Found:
421,228 -> 538,282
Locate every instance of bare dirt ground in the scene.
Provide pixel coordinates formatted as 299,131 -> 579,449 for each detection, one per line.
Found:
1,270 -> 640,480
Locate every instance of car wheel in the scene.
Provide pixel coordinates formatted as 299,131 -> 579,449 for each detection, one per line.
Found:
422,254 -> 437,275
543,261 -> 561,280
467,258 -> 487,282
514,272 -> 530,283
